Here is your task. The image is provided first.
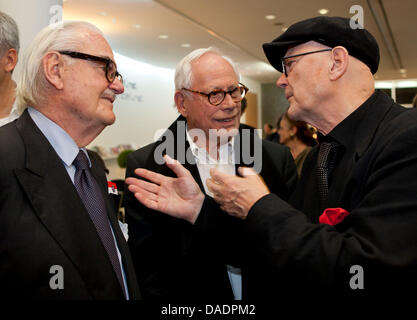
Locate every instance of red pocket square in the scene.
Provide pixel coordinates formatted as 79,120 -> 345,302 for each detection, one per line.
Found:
319,208 -> 350,225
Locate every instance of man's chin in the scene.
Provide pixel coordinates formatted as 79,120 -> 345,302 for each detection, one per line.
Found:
102,113 -> 116,126
287,106 -> 302,122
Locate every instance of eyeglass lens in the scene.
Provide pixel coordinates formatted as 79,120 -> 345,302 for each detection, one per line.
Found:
209,86 -> 246,105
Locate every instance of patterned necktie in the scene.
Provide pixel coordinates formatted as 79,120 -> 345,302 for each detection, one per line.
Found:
73,150 -> 126,297
316,142 -> 339,208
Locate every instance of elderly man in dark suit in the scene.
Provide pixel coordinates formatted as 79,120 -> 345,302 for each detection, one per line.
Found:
125,47 -> 297,300
125,17 -> 417,303
0,21 -> 140,299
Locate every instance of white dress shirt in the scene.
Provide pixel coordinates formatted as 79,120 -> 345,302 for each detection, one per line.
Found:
186,126 -> 242,300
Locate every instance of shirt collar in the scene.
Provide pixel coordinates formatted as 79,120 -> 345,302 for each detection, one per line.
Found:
28,107 -> 91,167
185,124 -> 235,163
320,91 -> 379,148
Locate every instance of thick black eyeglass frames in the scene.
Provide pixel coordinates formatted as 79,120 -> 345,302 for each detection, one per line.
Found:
59,51 -> 123,84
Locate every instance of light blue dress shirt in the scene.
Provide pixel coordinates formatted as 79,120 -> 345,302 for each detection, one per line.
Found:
28,107 -> 129,299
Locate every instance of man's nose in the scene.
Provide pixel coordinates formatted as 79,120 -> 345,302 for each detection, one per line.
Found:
220,92 -> 238,110
109,77 -> 124,95
276,73 -> 288,88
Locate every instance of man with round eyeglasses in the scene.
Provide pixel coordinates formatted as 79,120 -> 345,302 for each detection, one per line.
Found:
0,21 -> 140,300
124,47 -> 297,300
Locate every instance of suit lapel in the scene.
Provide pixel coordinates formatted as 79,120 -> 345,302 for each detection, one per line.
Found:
14,111 -> 124,299
152,115 -> 205,193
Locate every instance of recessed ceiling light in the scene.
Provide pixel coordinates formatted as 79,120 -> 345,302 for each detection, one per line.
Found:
401,73 -> 407,78
158,35 -> 168,39
265,15 -> 276,20
181,43 -> 191,48
399,68 -> 407,74
318,8 -> 329,15
97,11 -> 107,16
133,24 -> 141,29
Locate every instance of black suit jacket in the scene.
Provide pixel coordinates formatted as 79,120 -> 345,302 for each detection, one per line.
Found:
0,110 -> 141,299
125,115 -> 297,300
246,91 -> 417,300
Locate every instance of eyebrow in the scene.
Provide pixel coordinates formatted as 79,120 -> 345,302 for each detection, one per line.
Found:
208,84 -> 239,91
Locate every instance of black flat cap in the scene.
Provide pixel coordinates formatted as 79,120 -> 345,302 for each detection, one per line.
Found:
263,16 -> 380,74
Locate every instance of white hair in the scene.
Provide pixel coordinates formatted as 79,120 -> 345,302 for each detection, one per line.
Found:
174,47 -> 240,92
0,11 -> 20,55
16,20 -> 104,112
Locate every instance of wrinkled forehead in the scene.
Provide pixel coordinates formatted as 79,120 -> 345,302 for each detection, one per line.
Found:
76,28 -> 114,60
191,53 -> 238,86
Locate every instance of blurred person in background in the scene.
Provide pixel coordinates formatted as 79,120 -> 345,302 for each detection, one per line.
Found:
277,110 -> 317,176
263,122 -> 279,142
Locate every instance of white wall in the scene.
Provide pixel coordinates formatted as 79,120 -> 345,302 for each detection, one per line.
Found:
88,52 -> 178,153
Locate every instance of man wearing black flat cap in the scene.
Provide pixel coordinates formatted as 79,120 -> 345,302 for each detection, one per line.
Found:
208,16 -> 417,299
124,16 -> 417,301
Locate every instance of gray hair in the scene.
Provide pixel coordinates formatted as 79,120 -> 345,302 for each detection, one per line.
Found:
174,47 -> 240,92
0,11 -> 20,55
16,20 -> 104,112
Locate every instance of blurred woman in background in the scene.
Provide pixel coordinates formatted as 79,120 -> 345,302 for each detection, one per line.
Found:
277,111 -> 317,177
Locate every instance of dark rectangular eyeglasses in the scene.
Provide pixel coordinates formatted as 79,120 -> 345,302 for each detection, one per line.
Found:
59,50 -> 123,84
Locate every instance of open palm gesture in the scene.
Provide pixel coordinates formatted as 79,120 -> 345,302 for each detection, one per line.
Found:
125,155 -> 205,224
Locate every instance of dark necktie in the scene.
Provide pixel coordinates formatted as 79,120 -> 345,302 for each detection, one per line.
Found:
73,150 -> 126,297
316,142 -> 338,208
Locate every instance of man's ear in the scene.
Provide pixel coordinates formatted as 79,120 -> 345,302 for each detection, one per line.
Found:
42,52 -> 64,90
174,91 -> 188,117
3,48 -> 18,73
328,46 -> 349,81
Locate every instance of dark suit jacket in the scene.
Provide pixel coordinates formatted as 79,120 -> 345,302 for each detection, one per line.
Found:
0,110 -> 141,300
246,91 -> 417,300
125,115 -> 297,300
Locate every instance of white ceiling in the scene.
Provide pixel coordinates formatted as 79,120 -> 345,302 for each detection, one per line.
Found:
63,0 -> 417,83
